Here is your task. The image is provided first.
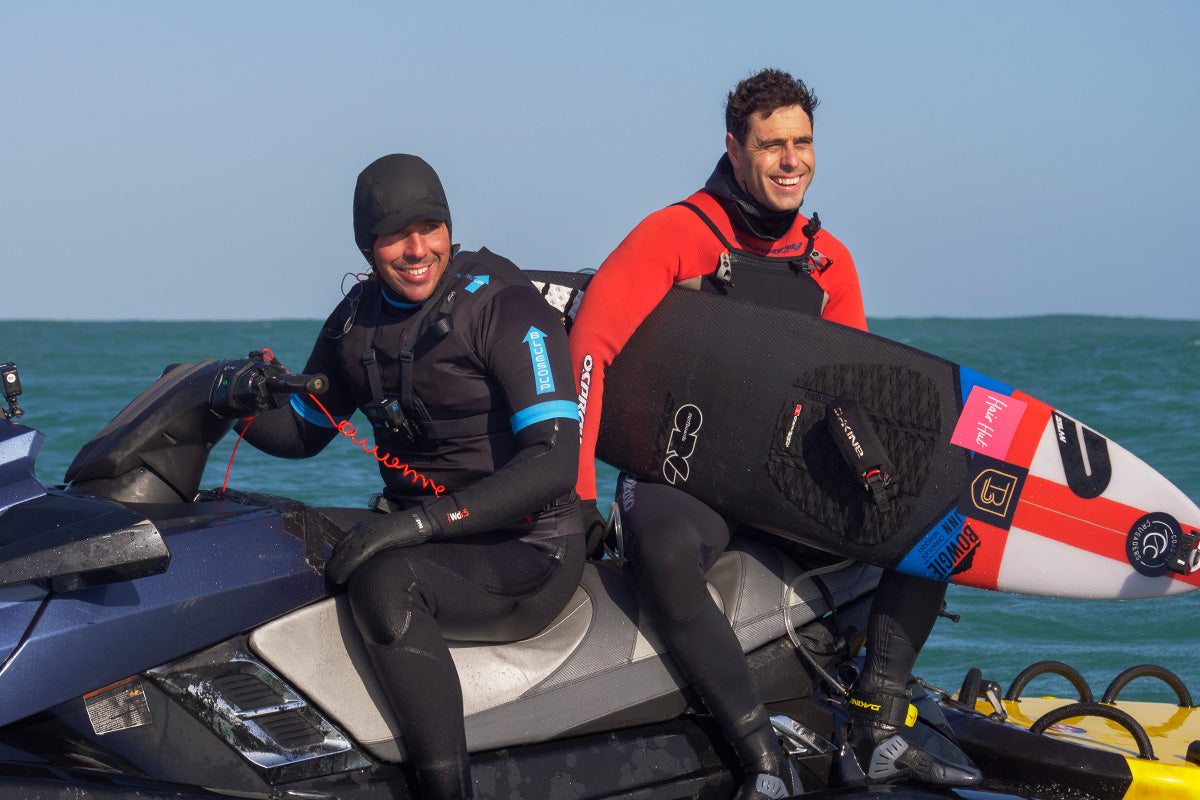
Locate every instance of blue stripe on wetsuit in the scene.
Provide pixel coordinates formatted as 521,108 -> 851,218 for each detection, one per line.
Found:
510,400 -> 578,433
291,394 -> 347,428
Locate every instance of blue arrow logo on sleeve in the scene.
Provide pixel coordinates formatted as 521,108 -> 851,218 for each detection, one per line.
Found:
465,274 -> 490,293
523,326 -> 555,394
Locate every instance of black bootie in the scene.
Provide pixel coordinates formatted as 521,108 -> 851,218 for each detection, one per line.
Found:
731,762 -> 804,800
655,600 -> 803,799
839,689 -> 981,787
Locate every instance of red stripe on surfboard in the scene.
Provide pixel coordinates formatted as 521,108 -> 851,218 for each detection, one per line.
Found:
1015,476 -> 1200,588
1003,392 -> 1052,468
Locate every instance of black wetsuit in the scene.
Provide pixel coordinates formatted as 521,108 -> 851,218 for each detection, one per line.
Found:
243,248 -> 583,798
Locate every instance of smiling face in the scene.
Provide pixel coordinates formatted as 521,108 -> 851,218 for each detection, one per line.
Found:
725,104 -> 815,213
372,219 -> 451,303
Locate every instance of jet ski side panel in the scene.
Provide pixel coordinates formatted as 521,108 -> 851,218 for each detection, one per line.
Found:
0,506 -> 327,728
0,423 -> 47,514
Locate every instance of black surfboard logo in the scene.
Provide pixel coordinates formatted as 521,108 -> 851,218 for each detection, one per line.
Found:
663,403 -> 703,485
1052,412 -> 1112,499
1126,512 -> 1182,577
908,512 -> 983,582
958,454 -> 1027,530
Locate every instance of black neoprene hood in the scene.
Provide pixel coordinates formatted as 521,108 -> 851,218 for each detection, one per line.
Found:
353,154 -> 452,256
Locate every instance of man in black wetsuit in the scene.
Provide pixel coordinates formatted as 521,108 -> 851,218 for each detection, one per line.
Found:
240,154 -> 584,800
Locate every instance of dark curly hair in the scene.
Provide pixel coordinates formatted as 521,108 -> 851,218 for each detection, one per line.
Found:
725,68 -> 820,143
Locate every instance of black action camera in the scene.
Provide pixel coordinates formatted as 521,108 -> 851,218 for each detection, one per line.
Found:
2,362 -> 24,420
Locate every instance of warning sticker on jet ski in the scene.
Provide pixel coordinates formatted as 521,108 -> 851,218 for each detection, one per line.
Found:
85,677 -> 152,735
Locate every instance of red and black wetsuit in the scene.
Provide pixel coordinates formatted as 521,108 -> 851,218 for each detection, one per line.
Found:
570,184 -> 867,501
568,155 -> 946,786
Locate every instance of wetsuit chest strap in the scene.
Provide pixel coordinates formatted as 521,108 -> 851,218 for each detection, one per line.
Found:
673,200 -> 830,278
360,275 -> 508,442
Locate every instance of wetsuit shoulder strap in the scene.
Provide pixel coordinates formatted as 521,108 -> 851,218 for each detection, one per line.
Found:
359,277 -> 450,434
368,260 -> 511,441
672,201 -> 737,287
360,284 -> 388,404
424,251 -> 540,438
415,259 -> 512,439
673,201 -> 738,252
675,201 -> 830,280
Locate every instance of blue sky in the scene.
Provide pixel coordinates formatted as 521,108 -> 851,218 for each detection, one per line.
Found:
4,2 -> 1198,321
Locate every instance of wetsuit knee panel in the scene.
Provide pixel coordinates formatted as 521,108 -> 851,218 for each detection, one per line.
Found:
627,515 -> 709,583
347,554 -> 425,647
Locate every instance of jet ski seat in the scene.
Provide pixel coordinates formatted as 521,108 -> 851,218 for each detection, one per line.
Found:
249,537 -> 880,762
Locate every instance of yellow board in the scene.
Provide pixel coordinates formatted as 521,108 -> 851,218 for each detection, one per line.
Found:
972,696 -> 1200,799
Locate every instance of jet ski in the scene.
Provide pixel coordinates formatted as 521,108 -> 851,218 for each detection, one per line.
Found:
0,355 -> 1184,799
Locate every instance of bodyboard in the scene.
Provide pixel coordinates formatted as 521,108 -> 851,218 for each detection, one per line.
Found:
525,270 -> 1200,599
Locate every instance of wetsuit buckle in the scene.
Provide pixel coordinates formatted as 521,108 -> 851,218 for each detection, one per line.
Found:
429,290 -> 457,338
810,249 -> 833,271
716,251 -> 734,285
864,470 -> 895,512
540,491 -> 577,512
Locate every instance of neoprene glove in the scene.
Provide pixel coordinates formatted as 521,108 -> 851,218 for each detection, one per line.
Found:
209,353 -> 291,418
326,507 -> 437,585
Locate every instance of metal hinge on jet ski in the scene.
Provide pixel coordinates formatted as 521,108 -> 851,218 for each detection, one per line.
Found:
1,362 -> 22,420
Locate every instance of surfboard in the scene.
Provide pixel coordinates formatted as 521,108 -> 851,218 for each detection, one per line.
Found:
525,270 -> 1200,600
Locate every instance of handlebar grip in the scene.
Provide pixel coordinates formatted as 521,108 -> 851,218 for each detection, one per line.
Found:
267,373 -> 328,395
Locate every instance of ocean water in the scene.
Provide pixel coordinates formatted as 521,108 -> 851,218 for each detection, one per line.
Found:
3,315 -> 1199,704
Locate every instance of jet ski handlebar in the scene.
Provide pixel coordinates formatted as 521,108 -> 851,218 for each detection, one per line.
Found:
61,354 -> 327,504
265,371 -> 328,396
209,351 -> 327,418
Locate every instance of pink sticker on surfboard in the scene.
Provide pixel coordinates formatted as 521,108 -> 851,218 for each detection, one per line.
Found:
951,386 -> 1028,460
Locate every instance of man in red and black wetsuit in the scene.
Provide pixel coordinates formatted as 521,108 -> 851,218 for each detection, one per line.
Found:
569,69 -> 981,797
